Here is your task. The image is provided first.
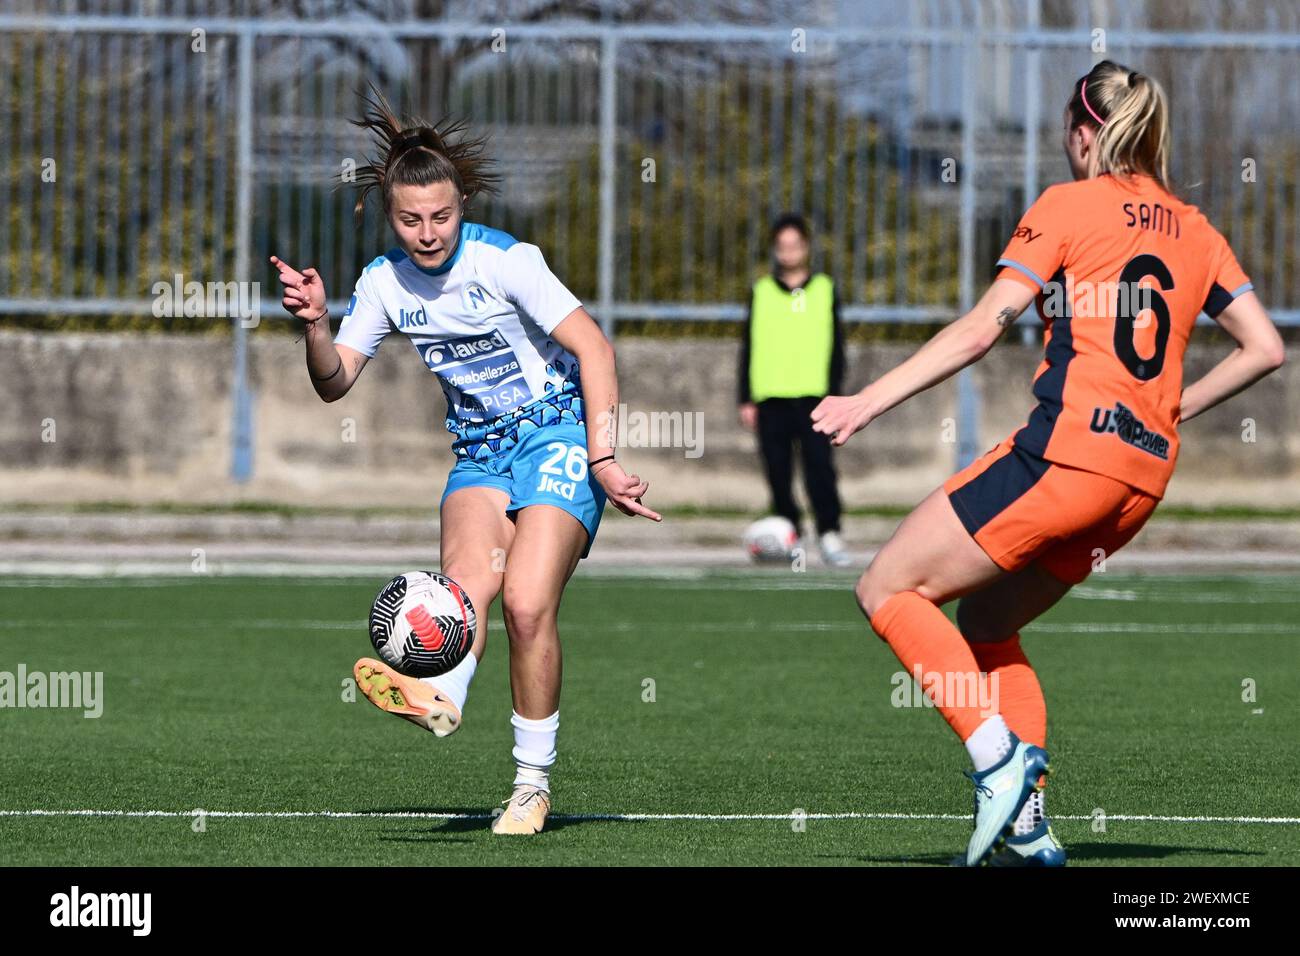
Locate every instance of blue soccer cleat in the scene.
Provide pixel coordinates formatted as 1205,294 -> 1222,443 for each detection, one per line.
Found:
988,819 -> 1067,867
963,734 -> 1052,867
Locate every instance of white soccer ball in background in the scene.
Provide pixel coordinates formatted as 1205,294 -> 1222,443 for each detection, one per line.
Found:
743,516 -> 799,562
368,571 -> 477,678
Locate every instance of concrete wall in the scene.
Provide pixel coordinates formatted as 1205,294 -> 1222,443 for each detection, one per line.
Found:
1,330 -> 1295,508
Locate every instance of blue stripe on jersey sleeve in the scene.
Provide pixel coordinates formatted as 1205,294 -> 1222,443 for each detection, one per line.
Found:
463,222 -> 517,251
363,248 -> 408,274
996,257 -> 1048,289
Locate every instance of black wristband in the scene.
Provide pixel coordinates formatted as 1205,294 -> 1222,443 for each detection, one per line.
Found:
295,309 -> 329,345
588,454 -> 616,469
311,357 -> 343,383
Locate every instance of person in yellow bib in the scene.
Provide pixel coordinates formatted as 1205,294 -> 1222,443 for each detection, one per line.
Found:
738,213 -> 850,566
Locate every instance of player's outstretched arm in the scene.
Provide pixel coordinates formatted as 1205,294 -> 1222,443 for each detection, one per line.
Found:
270,255 -> 369,402
550,307 -> 662,522
1179,291 -> 1285,423
810,278 -> 1035,447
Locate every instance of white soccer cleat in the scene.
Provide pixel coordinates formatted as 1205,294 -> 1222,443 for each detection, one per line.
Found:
491,784 -> 551,835
964,735 -> 1052,867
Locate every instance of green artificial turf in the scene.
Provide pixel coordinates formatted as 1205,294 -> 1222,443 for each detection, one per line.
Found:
1,570 -> 1296,866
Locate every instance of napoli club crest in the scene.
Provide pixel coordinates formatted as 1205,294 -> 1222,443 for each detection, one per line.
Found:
462,282 -> 494,313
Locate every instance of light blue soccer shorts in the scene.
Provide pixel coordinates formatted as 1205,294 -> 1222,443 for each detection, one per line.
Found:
441,422 -> 607,557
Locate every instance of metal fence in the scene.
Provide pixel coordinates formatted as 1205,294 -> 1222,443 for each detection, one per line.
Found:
3,4 -> 1299,325
2,2 -> 1298,475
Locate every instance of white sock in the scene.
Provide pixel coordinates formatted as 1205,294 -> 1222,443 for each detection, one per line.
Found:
420,653 -> 477,713
1014,789 -> 1046,835
511,710 -> 558,791
965,715 -> 1013,772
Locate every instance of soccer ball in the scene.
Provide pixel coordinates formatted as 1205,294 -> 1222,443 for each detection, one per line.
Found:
743,516 -> 799,562
368,571 -> 476,678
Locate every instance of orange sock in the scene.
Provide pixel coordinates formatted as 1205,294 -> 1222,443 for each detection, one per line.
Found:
967,633 -> 1046,749
870,590 -> 993,742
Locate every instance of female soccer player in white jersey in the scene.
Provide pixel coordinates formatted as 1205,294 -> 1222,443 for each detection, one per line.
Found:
271,90 -> 661,835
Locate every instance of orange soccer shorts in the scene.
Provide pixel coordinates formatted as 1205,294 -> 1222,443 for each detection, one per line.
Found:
943,435 -> 1160,585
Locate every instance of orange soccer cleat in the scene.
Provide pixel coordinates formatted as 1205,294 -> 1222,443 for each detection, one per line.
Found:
353,657 -> 462,737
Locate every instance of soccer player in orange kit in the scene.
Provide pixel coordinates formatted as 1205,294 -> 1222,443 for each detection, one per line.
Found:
810,60 -> 1285,866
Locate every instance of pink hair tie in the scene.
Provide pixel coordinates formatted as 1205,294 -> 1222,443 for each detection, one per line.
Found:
1080,78 -> 1105,126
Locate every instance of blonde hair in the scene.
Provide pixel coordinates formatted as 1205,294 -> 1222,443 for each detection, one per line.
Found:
1068,60 -> 1171,191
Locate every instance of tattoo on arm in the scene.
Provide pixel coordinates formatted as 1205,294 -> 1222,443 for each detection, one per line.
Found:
994,307 -> 1019,337
604,403 -> 617,449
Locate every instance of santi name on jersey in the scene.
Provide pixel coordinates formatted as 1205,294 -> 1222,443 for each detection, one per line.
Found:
1123,201 -> 1181,239
1089,401 -> 1170,459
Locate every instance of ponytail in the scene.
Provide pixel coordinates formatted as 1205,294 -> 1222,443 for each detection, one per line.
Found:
348,83 -> 500,226
1067,60 -> 1171,191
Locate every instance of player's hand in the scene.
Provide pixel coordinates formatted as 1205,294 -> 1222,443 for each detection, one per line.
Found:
591,460 -> 662,522
739,402 -> 758,431
810,393 -> 875,447
270,255 -> 328,324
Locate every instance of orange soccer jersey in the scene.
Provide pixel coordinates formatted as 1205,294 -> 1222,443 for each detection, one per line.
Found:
995,173 -> 1252,498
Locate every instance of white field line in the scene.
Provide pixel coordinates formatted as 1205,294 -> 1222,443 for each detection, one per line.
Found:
1,808 -> 1297,824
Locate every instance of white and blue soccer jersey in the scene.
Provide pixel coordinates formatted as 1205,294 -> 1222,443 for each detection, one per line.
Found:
334,221 -> 586,461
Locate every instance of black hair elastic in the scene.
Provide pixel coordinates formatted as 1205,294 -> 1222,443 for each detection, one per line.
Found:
588,454 -> 616,469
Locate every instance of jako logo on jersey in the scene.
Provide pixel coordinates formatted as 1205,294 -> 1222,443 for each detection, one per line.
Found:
343,294 -> 358,318
463,282 -> 494,312
1011,225 -> 1041,243
1089,401 -> 1170,460
397,307 -> 428,329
